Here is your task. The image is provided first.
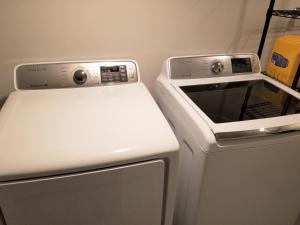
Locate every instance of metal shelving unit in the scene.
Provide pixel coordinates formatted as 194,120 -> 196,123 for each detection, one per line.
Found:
272,10 -> 300,18
257,0 -> 300,91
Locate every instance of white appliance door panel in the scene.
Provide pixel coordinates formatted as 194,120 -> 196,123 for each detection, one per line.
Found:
197,142 -> 300,225
0,160 -> 165,225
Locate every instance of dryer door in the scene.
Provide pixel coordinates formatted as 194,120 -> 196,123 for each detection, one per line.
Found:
0,160 -> 165,225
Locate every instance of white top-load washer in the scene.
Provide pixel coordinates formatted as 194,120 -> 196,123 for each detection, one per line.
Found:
0,60 -> 179,225
155,54 -> 300,225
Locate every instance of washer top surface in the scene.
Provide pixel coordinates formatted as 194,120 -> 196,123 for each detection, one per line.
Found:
0,83 -> 178,182
159,54 -> 300,141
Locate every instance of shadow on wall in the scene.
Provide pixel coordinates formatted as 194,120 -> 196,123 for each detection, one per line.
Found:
229,0 -> 249,52
0,96 -> 7,109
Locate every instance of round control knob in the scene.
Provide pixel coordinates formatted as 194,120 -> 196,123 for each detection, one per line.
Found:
211,62 -> 224,74
73,69 -> 88,85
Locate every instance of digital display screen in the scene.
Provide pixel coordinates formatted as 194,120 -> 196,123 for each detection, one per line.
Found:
100,65 -> 127,83
231,58 -> 252,73
101,66 -> 120,73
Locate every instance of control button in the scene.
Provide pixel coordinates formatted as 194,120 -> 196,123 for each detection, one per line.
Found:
211,62 -> 224,74
128,72 -> 135,79
114,74 -> 121,79
73,69 -> 88,85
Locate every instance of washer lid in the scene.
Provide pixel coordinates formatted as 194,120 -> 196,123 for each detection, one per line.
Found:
180,79 -> 300,123
0,83 -> 178,182
171,74 -> 300,142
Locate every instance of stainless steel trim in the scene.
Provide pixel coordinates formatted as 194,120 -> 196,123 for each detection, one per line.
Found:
215,123 -> 300,141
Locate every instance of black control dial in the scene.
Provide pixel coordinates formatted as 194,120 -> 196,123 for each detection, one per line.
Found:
73,69 -> 88,85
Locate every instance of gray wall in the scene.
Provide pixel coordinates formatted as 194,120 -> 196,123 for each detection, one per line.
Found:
0,0 -> 300,107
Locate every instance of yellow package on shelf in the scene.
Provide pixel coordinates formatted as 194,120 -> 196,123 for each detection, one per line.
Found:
267,35 -> 300,88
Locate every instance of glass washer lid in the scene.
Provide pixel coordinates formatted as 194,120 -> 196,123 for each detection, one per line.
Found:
180,79 -> 300,124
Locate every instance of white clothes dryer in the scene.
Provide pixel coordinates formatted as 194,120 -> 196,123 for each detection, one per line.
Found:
155,54 -> 300,225
0,60 -> 179,225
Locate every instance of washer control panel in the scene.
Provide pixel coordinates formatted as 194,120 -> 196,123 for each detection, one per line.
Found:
169,54 -> 260,79
15,60 -> 138,90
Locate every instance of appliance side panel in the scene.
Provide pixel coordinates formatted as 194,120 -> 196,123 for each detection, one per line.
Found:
155,80 -> 209,225
196,141 -> 300,225
0,160 -> 165,225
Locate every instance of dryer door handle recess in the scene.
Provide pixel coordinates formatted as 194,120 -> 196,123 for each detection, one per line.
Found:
0,207 -> 7,225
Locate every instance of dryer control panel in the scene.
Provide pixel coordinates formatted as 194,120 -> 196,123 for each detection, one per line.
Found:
169,54 -> 261,79
15,60 -> 139,90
